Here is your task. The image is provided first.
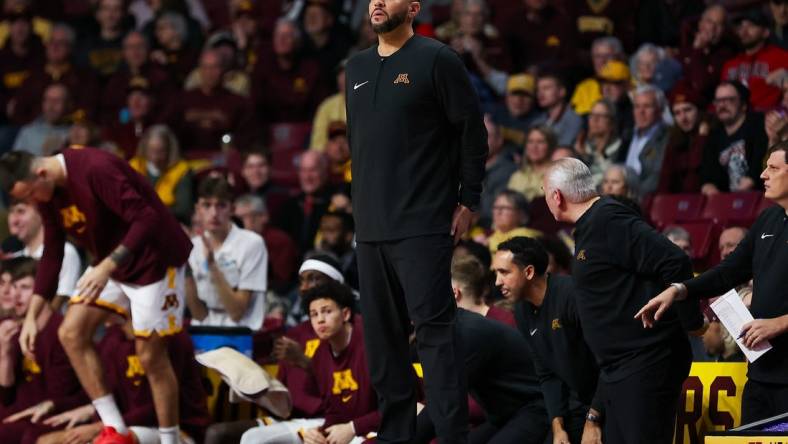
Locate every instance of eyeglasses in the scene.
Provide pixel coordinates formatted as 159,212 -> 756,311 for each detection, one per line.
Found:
713,96 -> 739,105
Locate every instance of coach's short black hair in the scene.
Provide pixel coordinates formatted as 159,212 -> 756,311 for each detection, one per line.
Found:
497,236 -> 549,276
197,176 -> 234,202
769,139 -> 788,164
301,280 -> 355,321
0,151 -> 36,194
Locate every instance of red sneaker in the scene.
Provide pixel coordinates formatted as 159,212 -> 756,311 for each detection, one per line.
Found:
93,426 -> 135,444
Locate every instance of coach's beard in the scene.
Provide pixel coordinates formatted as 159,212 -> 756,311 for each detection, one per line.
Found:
371,10 -> 408,34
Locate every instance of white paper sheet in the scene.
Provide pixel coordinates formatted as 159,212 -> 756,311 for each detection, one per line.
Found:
710,288 -> 772,363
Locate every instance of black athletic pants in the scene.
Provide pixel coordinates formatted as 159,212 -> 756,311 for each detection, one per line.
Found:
602,341 -> 692,444
741,379 -> 788,425
357,235 -> 468,444
416,401 -> 548,444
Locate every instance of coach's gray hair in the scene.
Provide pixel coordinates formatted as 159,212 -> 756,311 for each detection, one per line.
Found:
235,194 -> 267,214
545,158 -> 598,203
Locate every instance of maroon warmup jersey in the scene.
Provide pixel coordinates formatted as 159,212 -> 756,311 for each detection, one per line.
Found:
310,321 -> 379,435
100,326 -> 210,441
277,320 -> 324,418
0,313 -> 85,417
486,305 -> 516,328
34,147 -> 192,300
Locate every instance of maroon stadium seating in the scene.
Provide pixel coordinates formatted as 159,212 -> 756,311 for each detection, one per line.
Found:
699,192 -> 762,225
649,193 -> 706,228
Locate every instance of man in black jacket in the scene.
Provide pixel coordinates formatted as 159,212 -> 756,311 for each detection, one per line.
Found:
637,140 -> 788,424
345,0 -> 487,443
493,236 -> 602,444
542,158 -> 702,444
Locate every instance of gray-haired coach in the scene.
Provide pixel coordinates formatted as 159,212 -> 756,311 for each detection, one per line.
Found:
345,0 -> 487,443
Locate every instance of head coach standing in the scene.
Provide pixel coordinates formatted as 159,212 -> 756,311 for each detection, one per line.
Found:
541,158 -> 704,444
345,0 -> 488,442
637,139 -> 788,425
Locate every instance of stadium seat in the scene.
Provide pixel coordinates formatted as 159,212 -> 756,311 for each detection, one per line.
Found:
648,193 -> 706,228
699,192 -> 762,225
269,122 -> 313,151
270,145 -> 304,188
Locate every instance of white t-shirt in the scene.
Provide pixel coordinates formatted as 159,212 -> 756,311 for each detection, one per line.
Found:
18,242 -> 82,297
188,224 -> 268,330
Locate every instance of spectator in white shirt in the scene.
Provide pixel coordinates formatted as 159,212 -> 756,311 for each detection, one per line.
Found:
6,200 -> 81,311
186,176 -> 268,330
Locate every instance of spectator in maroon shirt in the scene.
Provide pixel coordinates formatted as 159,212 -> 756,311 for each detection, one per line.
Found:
168,49 -> 255,156
10,23 -> 99,126
234,194 -> 299,294
253,18 -> 328,123
0,263 -> 15,319
566,0 -> 635,55
678,5 -> 737,105
241,280 -> 380,444
149,12 -> 200,86
0,8 -> 44,146
229,0 -> 267,73
103,76 -> 159,159
451,253 -> 514,327
501,0 -> 578,72
275,151 -> 334,255
74,0 -> 131,82
722,8 -> 788,111
658,84 -> 710,193
0,258 -> 85,444
100,31 -> 172,125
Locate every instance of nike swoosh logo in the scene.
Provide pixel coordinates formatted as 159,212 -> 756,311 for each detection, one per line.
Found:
341,395 -> 352,403
354,81 -> 369,90
762,233 -> 775,239
530,329 -> 537,336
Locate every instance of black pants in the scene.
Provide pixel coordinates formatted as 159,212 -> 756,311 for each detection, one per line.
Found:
416,401 -> 548,444
741,379 -> 788,425
602,342 -> 692,444
358,235 -> 468,444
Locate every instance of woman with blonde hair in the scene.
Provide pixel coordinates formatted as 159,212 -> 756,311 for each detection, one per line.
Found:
130,124 -> 194,223
507,125 -> 556,201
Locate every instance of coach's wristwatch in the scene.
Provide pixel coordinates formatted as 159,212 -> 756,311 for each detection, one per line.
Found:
670,282 -> 688,301
585,411 -> 602,424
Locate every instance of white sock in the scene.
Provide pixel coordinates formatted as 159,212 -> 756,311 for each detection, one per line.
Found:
159,425 -> 180,444
92,394 -> 128,434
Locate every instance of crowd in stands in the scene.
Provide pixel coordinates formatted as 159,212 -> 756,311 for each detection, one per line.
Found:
0,0 -> 787,442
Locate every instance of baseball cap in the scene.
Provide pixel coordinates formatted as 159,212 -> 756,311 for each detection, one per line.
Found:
506,74 -> 535,95
669,82 -> 703,108
597,60 -> 631,83
733,8 -> 770,28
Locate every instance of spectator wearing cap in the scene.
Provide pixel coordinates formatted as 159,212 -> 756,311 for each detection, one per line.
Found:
658,85 -> 710,193
0,6 -> 43,152
701,81 -> 769,194
532,72 -> 583,147
102,76 -> 158,159
678,5 -> 736,104
490,73 -> 538,153
234,193 -> 299,294
722,7 -> 788,111
74,0 -> 132,81
479,115 -> 517,229
598,59 -> 635,137
168,48 -> 255,154
301,0 -> 353,87
11,83 -> 70,156
99,31 -> 173,125
185,31 -> 251,97
500,0 -> 577,71
129,124 -> 194,224
149,12 -> 200,85
570,36 -> 624,115
186,176 -> 268,330
10,23 -> 99,126
309,59 -> 346,150
616,84 -> 670,198
275,151 -> 334,255
770,0 -> 788,49
324,121 -> 351,186
253,18 -> 328,123
575,98 -> 623,186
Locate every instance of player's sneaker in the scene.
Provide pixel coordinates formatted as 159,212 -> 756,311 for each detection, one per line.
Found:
93,426 -> 135,444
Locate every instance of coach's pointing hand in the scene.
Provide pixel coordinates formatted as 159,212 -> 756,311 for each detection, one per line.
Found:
634,285 -> 682,328
451,205 -> 475,244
